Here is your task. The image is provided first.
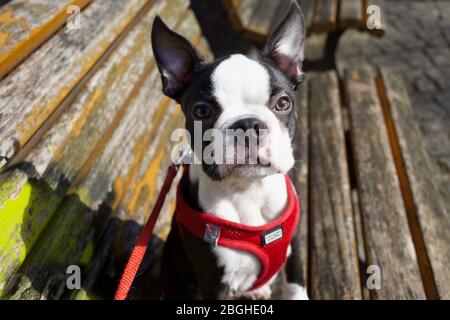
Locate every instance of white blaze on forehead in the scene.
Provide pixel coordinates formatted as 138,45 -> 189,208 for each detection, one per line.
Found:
212,54 -> 270,110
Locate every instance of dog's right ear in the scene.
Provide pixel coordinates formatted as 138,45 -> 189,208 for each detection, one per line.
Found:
263,2 -> 306,89
151,16 -> 203,100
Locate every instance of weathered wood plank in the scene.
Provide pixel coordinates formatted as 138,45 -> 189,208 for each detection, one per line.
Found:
286,79 -> 309,289
0,0 -> 152,169
88,101 -> 184,299
197,36 -> 214,62
346,66 -> 426,299
235,0 -> 257,34
67,12 -> 204,300
310,0 -> 337,34
351,189 -> 371,300
8,2 -> 196,300
96,16 -> 206,298
339,0 -> 364,29
379,69 -> 450,299
111,13 -> 204,261
221,0 -> 244,31
0,0 -> 176,297
11,97 -> 182,299
298,0 -> 318,31
222,0 -> 241,9
309,71 -> 361,300
0,0 -> 91,79
243,0 -> 282,43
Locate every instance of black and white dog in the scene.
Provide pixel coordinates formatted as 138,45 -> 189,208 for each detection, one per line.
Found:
151,2 -> 308,300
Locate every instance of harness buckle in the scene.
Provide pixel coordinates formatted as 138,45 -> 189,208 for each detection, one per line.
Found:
172,146 -> 191,167
204,224 -> 220,247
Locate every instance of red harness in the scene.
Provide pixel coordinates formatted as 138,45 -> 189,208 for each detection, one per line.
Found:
175,169 -> 300,291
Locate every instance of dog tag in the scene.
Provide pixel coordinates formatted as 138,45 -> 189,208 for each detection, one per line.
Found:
204,224 -> 220,246
261,226 -> 283,246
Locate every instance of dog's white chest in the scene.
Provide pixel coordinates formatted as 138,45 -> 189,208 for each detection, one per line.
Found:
191,167 -> 287,295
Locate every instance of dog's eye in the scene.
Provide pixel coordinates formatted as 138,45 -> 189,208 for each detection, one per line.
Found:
274,96 -> 292,112
192,103 -> 212,119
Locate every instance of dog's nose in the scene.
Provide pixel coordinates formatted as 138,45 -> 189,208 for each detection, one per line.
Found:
229,118 -> 267,139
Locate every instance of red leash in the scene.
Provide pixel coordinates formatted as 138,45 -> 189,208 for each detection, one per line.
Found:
114,164 -> 179,300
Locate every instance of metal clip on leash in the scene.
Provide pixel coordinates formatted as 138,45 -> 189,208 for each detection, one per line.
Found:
114,147 -> 191,300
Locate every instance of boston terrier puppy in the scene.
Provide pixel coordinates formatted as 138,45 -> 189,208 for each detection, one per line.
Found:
151,2 -> 308,300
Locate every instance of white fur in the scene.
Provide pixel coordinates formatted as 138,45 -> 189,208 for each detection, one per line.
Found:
190,165 -> 288,298
283,284 -> 309,300
211,55 -> 295,175
212,54 -> 270,112
276,26 -> 304,62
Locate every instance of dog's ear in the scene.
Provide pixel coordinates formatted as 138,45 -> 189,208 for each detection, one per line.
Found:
151,16 -> 204,100
263,2 -> 306,89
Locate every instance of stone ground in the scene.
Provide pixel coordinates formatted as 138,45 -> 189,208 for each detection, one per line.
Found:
336,0 -> 450,212
191,0 -> 449,211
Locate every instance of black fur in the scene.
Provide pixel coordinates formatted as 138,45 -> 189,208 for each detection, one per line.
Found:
152,1 -> 307,299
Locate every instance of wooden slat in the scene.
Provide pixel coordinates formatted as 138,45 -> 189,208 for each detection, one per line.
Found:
0,0 -> 151,169
9,28 -> 183,298
68,98 -> 186,300
116,9 -> 202,244
339,0 -> 364,28
364,0 -> 386,37
72,12 -> 204,300
287,80 -> 309,289
235,0 -> 255,30
378,69 -> 450,299
222,0 -> 241,8
309,72 -> 361,300
224,0 -> 383,39
298,0 -> 318,31
10,6 -> 201,300
94,103 -> 184,299
351,189 -> 371,300
221,0 -> 244,31
0,0 -> 180,297
310,0 -> 337,34
197,36 -> 214,62
345,66 -> 426,299
222,0 -> 284,43
243,0 -> 283,43
0,0 -> 91,79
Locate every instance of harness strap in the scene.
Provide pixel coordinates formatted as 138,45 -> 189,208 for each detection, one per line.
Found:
114,164 -> 179,300
115,164 -> 301,298
175,172 -> 300,291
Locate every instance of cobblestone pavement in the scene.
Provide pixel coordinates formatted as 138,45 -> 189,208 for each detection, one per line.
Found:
336,0 -> 450,211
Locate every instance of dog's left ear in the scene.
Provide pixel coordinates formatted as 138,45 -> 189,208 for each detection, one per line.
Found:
151,16 -> 204,100
263,2 -> 306,89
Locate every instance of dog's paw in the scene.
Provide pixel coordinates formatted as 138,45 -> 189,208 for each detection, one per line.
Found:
284,283 -> 309,300
239,285 -> 272,300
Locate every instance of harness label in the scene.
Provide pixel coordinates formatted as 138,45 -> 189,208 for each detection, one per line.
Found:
261,226 -> 283,246
204,224 -> 220,246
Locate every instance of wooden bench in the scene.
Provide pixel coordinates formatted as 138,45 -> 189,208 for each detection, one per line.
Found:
0,0 -> 213,299
0,0 -> 448,301
0,0 -> 92,79
222,0 -> 386,69
83,66 -> 448,300
291,67 -> 449,299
